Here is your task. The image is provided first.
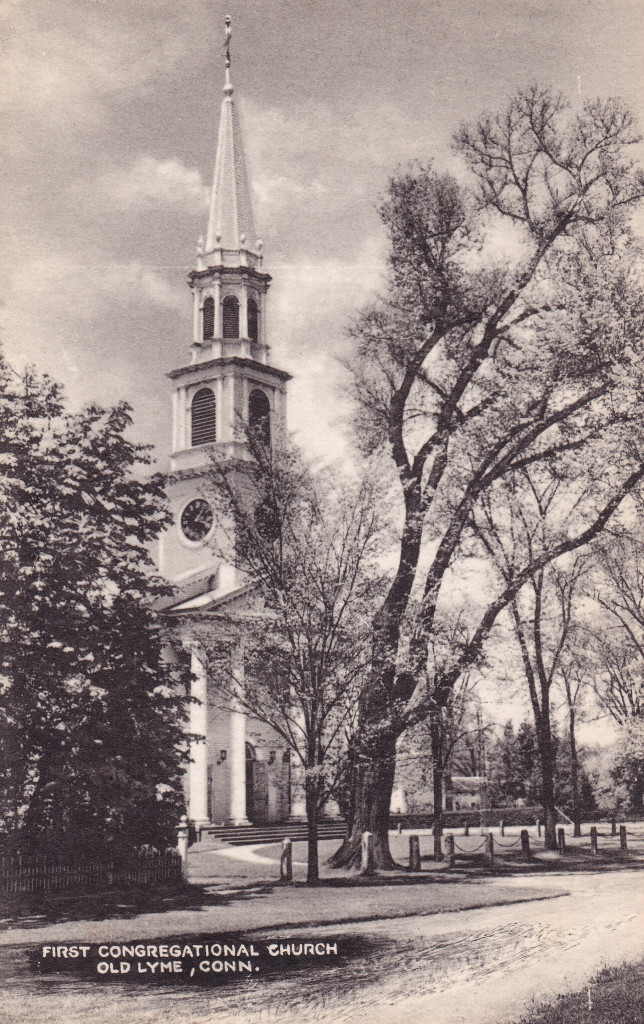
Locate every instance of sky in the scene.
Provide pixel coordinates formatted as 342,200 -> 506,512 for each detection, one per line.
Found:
2,0 -> 643,465
2,0 -> 642,740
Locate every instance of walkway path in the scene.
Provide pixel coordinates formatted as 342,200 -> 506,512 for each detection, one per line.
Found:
1,852 -> 642,1024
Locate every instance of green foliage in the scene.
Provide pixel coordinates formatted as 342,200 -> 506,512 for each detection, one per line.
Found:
517,960 -> 644,1024
610,718 -> 644,811
0,357 -> 190,856
488,719 -> 596,814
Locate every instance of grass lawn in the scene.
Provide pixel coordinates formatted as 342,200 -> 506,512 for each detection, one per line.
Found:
516,959 -> 644,1023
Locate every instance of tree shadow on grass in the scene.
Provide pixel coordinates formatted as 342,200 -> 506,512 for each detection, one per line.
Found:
0,881 -> 277,928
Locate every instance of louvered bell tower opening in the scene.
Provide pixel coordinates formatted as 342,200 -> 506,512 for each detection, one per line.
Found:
191,387 -> 217,446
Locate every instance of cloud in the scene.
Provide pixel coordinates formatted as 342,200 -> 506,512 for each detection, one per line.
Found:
99,157 -> 209,213
267,234 -> 388,461
0,3 -> 191,132
1,250 -> 188,427
241,96 -> 442,256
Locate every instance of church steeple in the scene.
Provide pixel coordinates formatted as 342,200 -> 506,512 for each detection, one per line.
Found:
160,16 -> 290,584
205,16 -> 259,256
187,15 -> 272,360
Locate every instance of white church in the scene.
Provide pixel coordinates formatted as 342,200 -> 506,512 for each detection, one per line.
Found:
156,20 -> 308,831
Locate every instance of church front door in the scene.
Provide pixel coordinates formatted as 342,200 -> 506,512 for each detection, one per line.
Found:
245,745 -> 269,823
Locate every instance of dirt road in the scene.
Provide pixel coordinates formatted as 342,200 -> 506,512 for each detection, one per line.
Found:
1,869 -> 642,1024
292,869 -> 644,1024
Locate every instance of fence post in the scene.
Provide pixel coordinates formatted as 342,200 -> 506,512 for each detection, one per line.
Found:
611,817 -> 617,837
177,815 -> 189,879
557,827 -> 566,853
434,833 -> 443,862
361,831 -> 375,874
521,830 -> 530,858
535,817 -> 541,837
409,834 -> 421,872
500,820 -> 505,836
464,823 -> 470,836
397,821 -> 402,835
280,838 -> 292,881
486,833 -> 494,864
445,835 -> 455,868
590,826 -> 598,855
620,825 -> 628,855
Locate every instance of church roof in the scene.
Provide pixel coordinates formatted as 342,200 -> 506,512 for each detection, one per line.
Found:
156,569 -> 268,618
205,26 -> 258,256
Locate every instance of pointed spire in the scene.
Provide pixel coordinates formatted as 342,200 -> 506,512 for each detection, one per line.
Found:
205,15 -> 257,255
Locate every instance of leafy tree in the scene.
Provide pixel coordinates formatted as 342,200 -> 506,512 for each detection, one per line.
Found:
335,85 -> 644,868
588,534 -> 644,724
394,666 -> 483,858
471,468 -> 597,845
0,358 -> 190,856
191,435 -> 382,882
603,720 -> 644,812
488,720 -> 541,807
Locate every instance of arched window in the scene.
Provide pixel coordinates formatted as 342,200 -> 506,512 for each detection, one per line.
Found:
202,296 -> 214,340
249,388 -> 271,447
191,387 -> 216,446
222,295 -> 239,338
247,296 -> 259,343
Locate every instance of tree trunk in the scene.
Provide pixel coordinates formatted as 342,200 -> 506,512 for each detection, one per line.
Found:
432,764 -> 444,861
305,782 -> 319,884
539,731 -> 558,851
568,706 -> 581,837
431,717 -> 444,861
328,731 -> 398,870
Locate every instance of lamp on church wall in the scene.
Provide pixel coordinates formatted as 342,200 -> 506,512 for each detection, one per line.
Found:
217,749 -> 227,765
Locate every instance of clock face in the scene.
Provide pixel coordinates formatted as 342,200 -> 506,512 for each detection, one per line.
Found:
180,498 -> 214,542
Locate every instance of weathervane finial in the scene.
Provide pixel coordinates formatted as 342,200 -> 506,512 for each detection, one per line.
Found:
224,14 -> 232,68
223,14 -> 233,93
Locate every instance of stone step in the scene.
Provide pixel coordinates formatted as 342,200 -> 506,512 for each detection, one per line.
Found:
198,821 -> 347,847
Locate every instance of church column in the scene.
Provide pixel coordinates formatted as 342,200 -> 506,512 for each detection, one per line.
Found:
214,281 -> 222,337
171,389 -> 179,453
288,710 -> 307,820
188,647 -> 210,827
289,758 -> 307,821
240,286 -> 248,340
192,289 -> 200,344
228,643 -> 250,825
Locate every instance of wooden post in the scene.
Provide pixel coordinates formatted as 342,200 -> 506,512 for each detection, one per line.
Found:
486,833 -> 494,863
280,838 -> 292,882
521,829 -> 530,858
464,823 -> 470,836
590,827 -> 598,855
434,832 -> 443,862
361,831 -> 374,874
397,821 -> 402,835
409,834 -> 421,872
535,817 -> 541,837
445,834 -> 455,868
557,827 -> 566,853
500,819 -> 505,836
620,825 -> 628,855
611,817 -> 617,837
177,815 -> 189,880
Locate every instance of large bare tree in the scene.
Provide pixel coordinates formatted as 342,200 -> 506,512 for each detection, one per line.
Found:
332,85 -> 644,868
